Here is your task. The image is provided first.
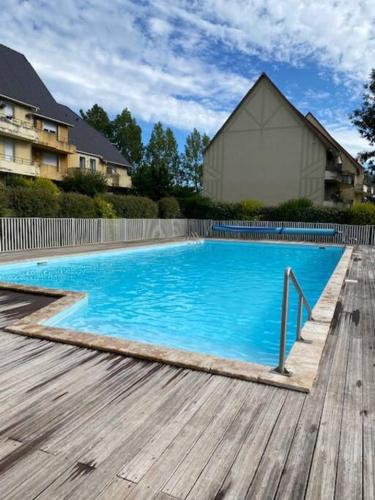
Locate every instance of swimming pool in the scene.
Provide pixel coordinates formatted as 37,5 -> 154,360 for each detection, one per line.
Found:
0,241 -> 343,366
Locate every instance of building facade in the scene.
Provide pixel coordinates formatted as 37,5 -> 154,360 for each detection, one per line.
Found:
203,73 -> 364,206
0,44 -> 131,189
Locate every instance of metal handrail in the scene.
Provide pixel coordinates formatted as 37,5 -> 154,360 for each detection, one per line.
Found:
275,267 -> 313,376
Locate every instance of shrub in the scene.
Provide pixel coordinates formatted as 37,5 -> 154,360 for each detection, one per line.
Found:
158,197 -> 181,218
4,175 -> 34,188
240,199 -> 262,219
102,194 -> 158,218
58,193 -> 97,218
0,183 -> 11,216
33,177 -> 60,196
350,203 -> 375,225
273,198 -> 314,221
7,187 -> 59,217
60,169 -> 108,197
179,195 -> 215,219
94,196 -> 117,218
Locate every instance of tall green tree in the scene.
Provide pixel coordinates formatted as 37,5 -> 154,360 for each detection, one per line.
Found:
111,108 -> 144,169
351,69 -> 375,169
133,122 -> 179,199
80,104 -> 112,138
180,129 -> 210,190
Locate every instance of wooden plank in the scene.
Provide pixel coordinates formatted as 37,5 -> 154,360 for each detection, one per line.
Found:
37,371 -> 213,499
0,438 -> 22,461
245,390 -> 305,499
213,388 -> 287,499
361,247 -> 375,500
95,477 -> 136,500
185,384 -> 275,499
334,250 -> 364,500
124,378 -> 237,499
158,380 -> 254,499
274,334 -> 338,499
120,374 -> 226,483
305,281 -> 355,498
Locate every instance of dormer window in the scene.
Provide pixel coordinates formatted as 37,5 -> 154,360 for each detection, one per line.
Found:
43,120 -> 57,134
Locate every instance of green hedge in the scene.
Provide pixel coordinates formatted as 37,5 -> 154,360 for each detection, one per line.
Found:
60,169 -> 108,197
158,197 -> 181,218
179,194 -> 375,224
59,193 -> 97,218
350,203 -> 375,225
102,194 -> 158,218
8,187 -> 60,217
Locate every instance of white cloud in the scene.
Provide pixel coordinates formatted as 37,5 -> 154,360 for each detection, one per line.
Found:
0,0 -> 374,154
326,125 -> 372,159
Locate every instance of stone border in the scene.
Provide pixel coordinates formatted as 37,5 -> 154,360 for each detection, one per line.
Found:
1,241 -> 353,393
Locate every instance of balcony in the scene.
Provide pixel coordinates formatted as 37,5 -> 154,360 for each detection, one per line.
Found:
0,153 -> 40,177
36,129 -> 75,154
324,169 -> 341,181
106,166 -> 131,188
325,169 -> 354,185
0,113 -> 38,142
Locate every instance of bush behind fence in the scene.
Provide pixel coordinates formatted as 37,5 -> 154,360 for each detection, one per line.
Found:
0,218 -> 374,252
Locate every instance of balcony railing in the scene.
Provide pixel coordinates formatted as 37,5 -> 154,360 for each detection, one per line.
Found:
0,152 -> 34,165
0,112 -> 36,130
35,129 -> 75,154
0,153 -> 40,177
0,113 -> 38,142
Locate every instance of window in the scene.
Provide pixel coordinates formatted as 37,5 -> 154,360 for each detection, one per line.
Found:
4,139 -> 15,161
42,152 -> 58,167
107,165 -> 117,175
3,101 -> 14,119
79,156 -> 86,169
43,120 -> 57,134
89,158 -> 96,172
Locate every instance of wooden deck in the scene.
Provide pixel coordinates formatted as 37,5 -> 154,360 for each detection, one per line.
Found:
0,246 -> 373,499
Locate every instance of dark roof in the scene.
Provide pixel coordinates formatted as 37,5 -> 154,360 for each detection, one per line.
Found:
58,105 -> 131,167
305,112 -> 363,173
205,72 -> 354,160
0,44 -> 72,125
0,44 -> 130,167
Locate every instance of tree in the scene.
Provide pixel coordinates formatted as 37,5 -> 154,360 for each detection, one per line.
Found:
133,122 -> 179,199
180,129 -> 210,191
80,104 -> 112,138
111,108 -> 143,169
350,69 -> 375,169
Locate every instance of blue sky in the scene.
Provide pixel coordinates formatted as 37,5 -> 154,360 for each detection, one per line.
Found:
0,0 -> 374,155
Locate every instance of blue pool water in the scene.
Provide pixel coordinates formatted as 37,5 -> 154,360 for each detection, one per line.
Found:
0,241 -> 343,366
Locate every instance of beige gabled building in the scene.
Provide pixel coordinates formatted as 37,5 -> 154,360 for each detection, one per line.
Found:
0,44 -> 132,189
203,73 -> 364,206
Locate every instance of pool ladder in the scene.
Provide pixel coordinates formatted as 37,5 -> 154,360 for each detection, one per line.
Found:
274,267 -> 313,376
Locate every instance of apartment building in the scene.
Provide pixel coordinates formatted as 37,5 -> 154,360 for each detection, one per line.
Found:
0,44 -> 131,189
203,73 -> 364,206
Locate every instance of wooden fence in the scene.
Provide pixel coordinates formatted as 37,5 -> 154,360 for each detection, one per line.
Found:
0,217 -> 374,252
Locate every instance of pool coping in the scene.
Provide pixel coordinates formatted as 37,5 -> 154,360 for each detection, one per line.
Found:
1,239 -> 353,393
